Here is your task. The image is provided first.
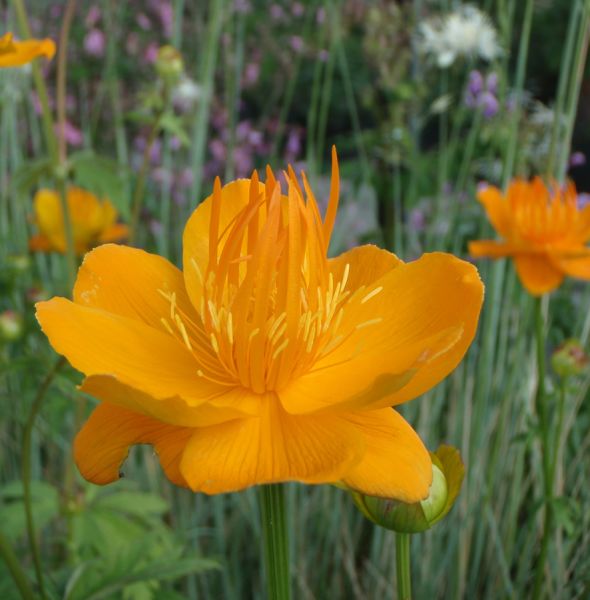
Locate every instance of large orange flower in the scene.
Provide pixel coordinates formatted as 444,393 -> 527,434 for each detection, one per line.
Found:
29,187 -> 129,255
469,178 -> 590,295
0,32 -> 55,68
36,150 -> 483,500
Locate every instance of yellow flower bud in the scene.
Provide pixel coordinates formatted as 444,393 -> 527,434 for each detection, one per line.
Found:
0,310 -> 24,342
155,45 -> 184,84
352,445 -> 465,534
551,339 -> 589,378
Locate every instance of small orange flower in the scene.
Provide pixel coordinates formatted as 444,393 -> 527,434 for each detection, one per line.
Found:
469,178 -> 590,295
29,187 -> 129,255
36,150 -> 483,499
0,32 -> 56,68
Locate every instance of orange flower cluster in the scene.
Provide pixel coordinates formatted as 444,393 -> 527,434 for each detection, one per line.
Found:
470,178 -> 590,295
37,151 -> 483,498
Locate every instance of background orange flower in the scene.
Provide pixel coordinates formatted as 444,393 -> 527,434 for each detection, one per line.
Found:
469,178 -> 590,295
0,32 -> 55,68
29,187 -> 129,255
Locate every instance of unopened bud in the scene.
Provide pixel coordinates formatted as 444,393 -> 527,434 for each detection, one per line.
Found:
155,45 -> 184,84
552,339 -> 589,378
352,445 -> 465,534
0,310 -> 24,342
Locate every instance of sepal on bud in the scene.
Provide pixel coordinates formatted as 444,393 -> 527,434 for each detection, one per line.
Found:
352,444 -> 465,533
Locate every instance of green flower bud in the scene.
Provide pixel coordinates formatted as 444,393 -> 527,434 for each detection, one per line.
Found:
352,445 -> 465,534
551,339 -> 589,378
155,45 -> 184,84
0,310 -> 24,342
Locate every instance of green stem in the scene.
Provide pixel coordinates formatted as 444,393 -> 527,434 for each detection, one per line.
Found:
532,298 -> 552,599
11,0 -> 58,162
395,533 -> 412,600
21,357 -> 64,600
258,484 -> 291,600
129,109 -> 165,245
502,0 -> 534,185
0,530 -> 35,600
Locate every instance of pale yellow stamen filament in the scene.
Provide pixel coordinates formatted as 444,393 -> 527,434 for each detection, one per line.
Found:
361,286 -> 383,304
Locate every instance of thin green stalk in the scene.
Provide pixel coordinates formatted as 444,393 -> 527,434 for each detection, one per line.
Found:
130,109 -> 165,245
0,530 -> 35,600
258,484 -> 291,600
189,0 -> 225,217
22,357 -> 65,600
11,0 -> 58,162
502,0 -> 534,184
557,0 -> 590,182
532,297 -> 552,600
545,1 -> 580,180
396,533 -> 412,600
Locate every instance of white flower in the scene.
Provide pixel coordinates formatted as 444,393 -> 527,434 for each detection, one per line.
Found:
418,5 -> 501,68
172,77 -> 201,112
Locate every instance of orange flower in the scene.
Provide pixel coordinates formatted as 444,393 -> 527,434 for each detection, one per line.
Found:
36,150 -> 483,499
469,178 -> 590,295
29,187 -> 129,255
0,32 -> 56,68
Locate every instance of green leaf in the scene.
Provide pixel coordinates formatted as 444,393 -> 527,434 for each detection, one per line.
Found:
159,113 -> 190,146
10,157 -> 53,194
94,491 -> 169,517
0,480 -> 59,541
69,151 -> 131,219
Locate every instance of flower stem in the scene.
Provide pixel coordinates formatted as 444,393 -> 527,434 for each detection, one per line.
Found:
258,484 -> 291,600
395,532 -> 412,600
129,108 -> 165,245
22,357 -> 64,600
0,530 -> 35,600
532,297 -> 552,599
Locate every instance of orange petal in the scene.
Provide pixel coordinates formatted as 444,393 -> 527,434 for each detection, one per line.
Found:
98,223 -> 129,243
0,36 -> 56,68
74,402 -> 192,487
468,240 -> 515,258
179,394 -> 364,494
34,189 -> 66,252
28,234 -> 52,252
328,244 -> 403,289
341,408 -> 432,502
80,375 -> 257,427
73,244 -> 192,330
280,253 -> 484,414
36,297 -> 225,404
550,250 -> 590,280
514,254 -> 564,296
182,179 -> 264,308
477,186 -> 513,238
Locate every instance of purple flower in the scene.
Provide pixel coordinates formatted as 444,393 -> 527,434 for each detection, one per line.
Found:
137,13 -> 152,30
270,4 -> 284,21
292,2 -> 305,17
570,152 -> 586,168
84,28 -> 105,57
468,70 -> 484,96
55,121 -> 83,147
234,0 -> 252,14
85,6 -> 101,28
486,72 -> 499,96
480,91 -> 499,119
144,42 -> 159,64
577,193 -> 590,210
289,36 -> 304,53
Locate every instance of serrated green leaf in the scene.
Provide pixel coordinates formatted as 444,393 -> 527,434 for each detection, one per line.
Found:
10,157 -> 53,194
69,151 -> 131,219
0,480 -> 59,541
